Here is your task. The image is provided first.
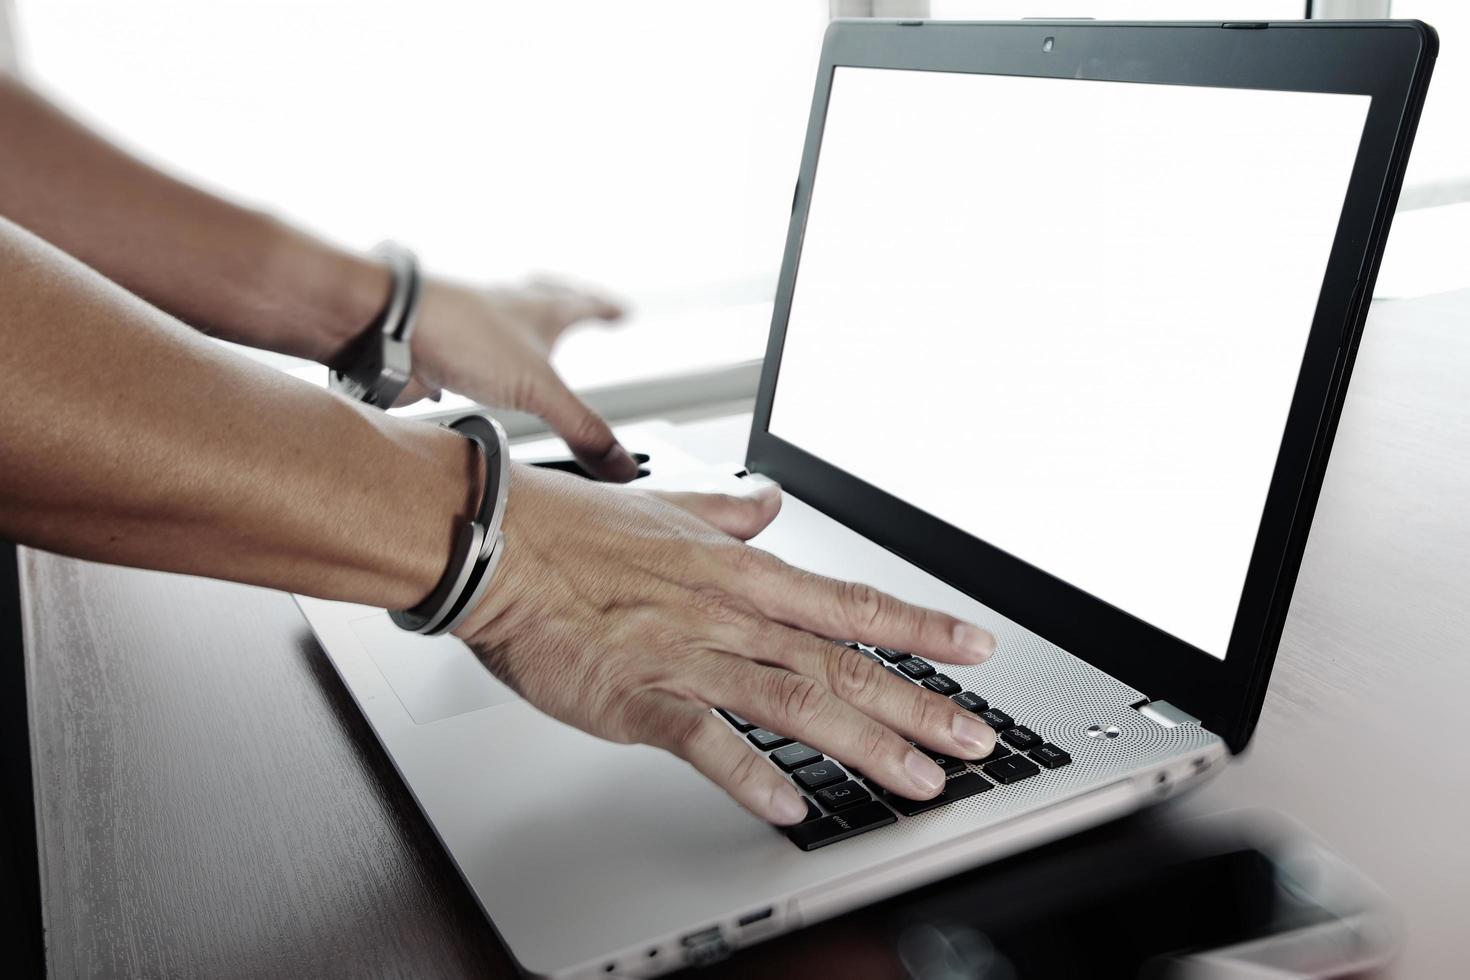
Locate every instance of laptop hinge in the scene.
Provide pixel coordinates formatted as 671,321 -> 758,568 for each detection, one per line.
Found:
1131,699 -> 1203,729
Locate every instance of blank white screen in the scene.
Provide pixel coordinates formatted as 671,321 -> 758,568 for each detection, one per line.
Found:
768,67 -> 1369,659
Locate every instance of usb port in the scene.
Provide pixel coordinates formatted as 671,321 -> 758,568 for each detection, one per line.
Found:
680,926 -> 730,966
680,926 -> 722,948
737,907 -> 773,928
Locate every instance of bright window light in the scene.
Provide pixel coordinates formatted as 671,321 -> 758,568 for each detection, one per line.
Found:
15,1 -> 830,390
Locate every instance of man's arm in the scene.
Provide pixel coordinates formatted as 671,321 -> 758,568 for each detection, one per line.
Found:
0,75 -> 382,364
0,216 -> 467,606
2,216 -> 1002,826
0,75 -> 638,479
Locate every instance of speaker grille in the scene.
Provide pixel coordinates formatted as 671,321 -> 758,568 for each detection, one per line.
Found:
830,618 -> 1223,837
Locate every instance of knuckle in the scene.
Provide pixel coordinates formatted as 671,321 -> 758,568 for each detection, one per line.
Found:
911,689 -> 951,737
858,720 -> 892,765
772,672 -> 826,729
647,621 -> 694,660
829,649 -> 883,704
689,586 -> 746,627
505,372 -> 543,413
841,580 -> 888,633
607,684 -> 660,744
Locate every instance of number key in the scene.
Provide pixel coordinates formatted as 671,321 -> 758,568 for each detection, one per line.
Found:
814,780 -> 871,812
792,761 -> 847,791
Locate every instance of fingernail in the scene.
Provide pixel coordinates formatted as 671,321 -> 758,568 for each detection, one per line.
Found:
738,474 -> 781,506
951,713 -> 995,756
952,622 -> 997,661
771,783 -> 809,825
752,483 -> 782,506
904,748 -> 946,796
600,443 -> 640,481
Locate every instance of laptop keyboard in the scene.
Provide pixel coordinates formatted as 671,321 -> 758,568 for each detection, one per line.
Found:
719,642 -> 1072,851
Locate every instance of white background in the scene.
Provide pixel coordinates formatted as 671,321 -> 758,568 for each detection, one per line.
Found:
769,67 -> 1369,658
12,0 -> 831,388
10,2 -> 1466,395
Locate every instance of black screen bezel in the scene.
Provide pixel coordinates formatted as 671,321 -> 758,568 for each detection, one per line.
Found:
746,20 -> 1435,753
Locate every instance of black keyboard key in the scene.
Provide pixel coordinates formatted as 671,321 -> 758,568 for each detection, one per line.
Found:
873,646 -> 911,663
884,772 -> 993,816
1030,743 -> 1072,769
979,708 -> 1014,730
921,674 -> 961,696
792,760 -> 847,791
814,780 -> 870,812
896,658 -> 936,680
786,801 -> 895,851
747,729 -> 793,751
982,742 -> 1013,762
717,709 -> 756,733
952,692 -> 988,713
771,742 -> 823,772
983,755 -> 1041,784
918,747 -> 967,776
800,797 -> 822,822
1001,725 -> 1041,750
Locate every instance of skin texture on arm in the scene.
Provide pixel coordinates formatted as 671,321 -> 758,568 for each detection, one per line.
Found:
0,216 -> 472,608
0,74 -> 639,480
0,75 -> 383,365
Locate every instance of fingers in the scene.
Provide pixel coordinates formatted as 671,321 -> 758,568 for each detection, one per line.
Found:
569,291 -> 624,323
647,482 -> 782,541
529,370 -> 640,482
633,690 -> 809,825
698,655 -> 952,801
738,556 -> 997,666
749,624 -> 996,761
527,277 -> 625,332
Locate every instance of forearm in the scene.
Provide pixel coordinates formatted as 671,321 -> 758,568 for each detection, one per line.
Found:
0,75 -> 383,362
0,216 -> 472,609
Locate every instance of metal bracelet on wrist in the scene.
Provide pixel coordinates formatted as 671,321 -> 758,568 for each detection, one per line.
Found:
389,413 -> 510,636
327,241 -> 422,409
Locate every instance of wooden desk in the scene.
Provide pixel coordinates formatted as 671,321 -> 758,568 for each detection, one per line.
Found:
21,291 -> 1470,978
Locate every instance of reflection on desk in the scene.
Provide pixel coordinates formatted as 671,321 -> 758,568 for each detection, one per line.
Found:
690,808 -> 1396,980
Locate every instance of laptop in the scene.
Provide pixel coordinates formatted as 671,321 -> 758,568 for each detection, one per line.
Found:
296,18 -> 1434,979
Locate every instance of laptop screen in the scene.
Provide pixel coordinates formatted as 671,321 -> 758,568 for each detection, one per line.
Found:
767,66 -> 1370,660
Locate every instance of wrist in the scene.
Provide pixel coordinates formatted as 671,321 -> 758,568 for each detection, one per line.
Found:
375,412 -> 487,610
259,217 -> 392,363
451,461 -> 540,641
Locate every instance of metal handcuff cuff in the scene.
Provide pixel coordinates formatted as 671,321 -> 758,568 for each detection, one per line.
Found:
388,413 -> 510,636
327,242 -> 510,635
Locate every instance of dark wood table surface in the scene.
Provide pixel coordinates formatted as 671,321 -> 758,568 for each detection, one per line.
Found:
20,290 -> 1470,979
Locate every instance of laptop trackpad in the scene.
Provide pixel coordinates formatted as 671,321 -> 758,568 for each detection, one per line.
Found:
349,613 -> 521,724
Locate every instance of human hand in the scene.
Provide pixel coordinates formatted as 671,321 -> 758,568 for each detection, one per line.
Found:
453,465 -> 1000,825
400,276 -> 639,481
